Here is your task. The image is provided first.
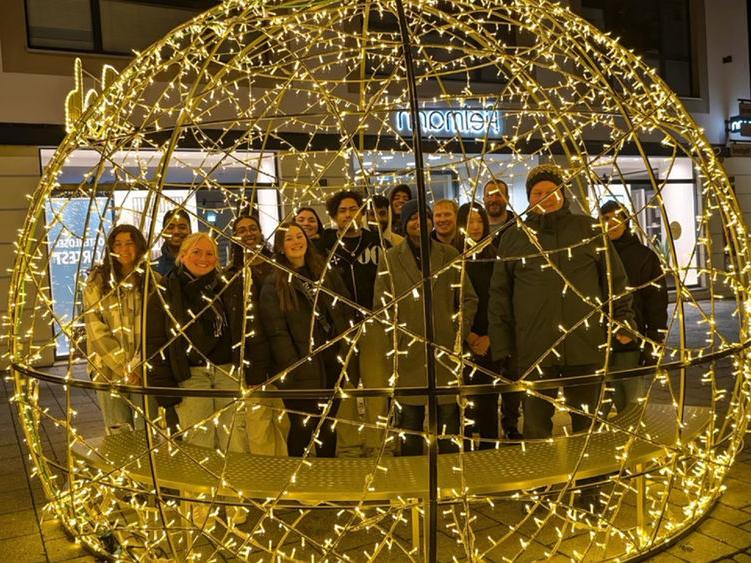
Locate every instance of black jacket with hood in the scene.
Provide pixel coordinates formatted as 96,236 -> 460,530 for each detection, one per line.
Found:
611,230 -> 668,355
488,200 -> 635,372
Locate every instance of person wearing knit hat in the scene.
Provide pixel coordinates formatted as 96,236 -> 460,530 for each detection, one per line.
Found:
399,198 -> 431,235
372,196 -> 478,456
488,163 -> 636,450
526,163 -> 565,214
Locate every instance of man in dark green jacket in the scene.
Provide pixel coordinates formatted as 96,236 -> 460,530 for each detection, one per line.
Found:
488,164 -> 635,439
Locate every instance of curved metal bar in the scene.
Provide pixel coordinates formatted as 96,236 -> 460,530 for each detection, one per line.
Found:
12,336 -> 750,399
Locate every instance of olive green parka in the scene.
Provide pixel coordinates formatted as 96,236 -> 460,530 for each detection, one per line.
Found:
488,202 -> 634,373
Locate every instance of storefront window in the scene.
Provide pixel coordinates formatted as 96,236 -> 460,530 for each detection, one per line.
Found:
40,148 -> 279,357
354,151 -> 535,210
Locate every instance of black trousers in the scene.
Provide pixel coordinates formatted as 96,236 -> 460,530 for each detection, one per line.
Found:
465,355 -> 522,447
284,398 -> 339,457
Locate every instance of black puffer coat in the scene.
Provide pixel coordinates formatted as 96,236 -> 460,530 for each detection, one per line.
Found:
488,203 -> 635,372
258,266 -> 359,389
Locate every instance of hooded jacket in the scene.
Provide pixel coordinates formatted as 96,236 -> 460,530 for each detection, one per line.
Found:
611,230 -> 668,352
488,201 -> 634,372
319,227 -> 388,311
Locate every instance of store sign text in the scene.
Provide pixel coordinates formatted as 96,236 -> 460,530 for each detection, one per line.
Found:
728,115 -> 751,136
394,108 -> 503,138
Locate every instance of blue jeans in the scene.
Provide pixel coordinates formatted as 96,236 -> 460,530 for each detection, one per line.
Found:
399,403 -> 460,456
175,364 -> 246,453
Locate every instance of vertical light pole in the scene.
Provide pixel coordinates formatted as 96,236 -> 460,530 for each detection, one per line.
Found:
394,1 -> 438,560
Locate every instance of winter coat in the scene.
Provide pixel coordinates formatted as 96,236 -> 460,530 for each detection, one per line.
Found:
258,266 -> 359,390
611,230 -> 668,355
145,266 -> 256,406
372,240 -> 479,405
224,261 -> 274,386
488,203 -> 635,372
462,248 -> 496,338
319,228 -> 388,311
84,269 -> 156,383
154,242 -> 178,276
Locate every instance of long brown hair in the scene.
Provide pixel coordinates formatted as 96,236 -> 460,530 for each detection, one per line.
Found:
91,224 -> 148,292
272,222 -> 325,312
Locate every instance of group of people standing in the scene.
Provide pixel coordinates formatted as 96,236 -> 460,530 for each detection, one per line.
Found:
83,162 -> 668,470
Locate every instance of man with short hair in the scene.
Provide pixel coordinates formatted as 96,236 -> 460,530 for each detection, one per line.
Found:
432,199 -> 459,246
600,200 -> 668,410
489,164 -> 635,441
483,179 -> 513,235
321,190 -> 390,457
373,199 -> 478,455
321,190 -> 386,311
155,208 -> 191,275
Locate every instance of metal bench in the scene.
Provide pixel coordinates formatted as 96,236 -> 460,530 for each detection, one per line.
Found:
71,403 -> 711,557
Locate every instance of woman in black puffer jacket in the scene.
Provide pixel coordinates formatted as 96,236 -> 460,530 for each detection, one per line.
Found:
259,221 -> 358,457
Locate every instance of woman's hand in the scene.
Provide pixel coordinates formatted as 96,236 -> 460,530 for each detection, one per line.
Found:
470,335 -> 490,357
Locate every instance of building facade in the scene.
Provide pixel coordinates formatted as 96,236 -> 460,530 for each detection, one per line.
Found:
0,0 -> 748,365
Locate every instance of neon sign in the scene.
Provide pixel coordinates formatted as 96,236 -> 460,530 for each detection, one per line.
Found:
728,115 -> 751,136
394,108 -> 503,138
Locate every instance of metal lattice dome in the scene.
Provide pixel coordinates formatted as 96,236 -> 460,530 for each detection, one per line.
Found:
8,0 -> 751,560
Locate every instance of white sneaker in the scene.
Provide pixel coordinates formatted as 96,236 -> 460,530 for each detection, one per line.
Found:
226,506 -> 248,526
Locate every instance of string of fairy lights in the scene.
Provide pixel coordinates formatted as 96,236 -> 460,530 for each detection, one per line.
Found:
5,0 -> 751,560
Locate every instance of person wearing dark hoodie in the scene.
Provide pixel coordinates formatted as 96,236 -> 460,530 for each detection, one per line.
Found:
388,184 -> 413,237
600,200 -> 668,411
155,208 -> 191,275
258,222 -> 359,457
319,190 -> 390,456
488,164 -> 635,442
320,190 -> 388,311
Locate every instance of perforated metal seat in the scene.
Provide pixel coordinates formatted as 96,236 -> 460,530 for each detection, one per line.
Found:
71,403 -> 710,501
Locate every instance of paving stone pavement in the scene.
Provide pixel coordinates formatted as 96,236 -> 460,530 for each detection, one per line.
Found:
1,299 -> 750,561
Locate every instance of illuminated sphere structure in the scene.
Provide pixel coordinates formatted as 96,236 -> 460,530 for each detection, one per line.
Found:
8,0 -> 751,560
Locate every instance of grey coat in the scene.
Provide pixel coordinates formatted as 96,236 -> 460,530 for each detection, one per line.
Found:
372,240 -> 478,405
